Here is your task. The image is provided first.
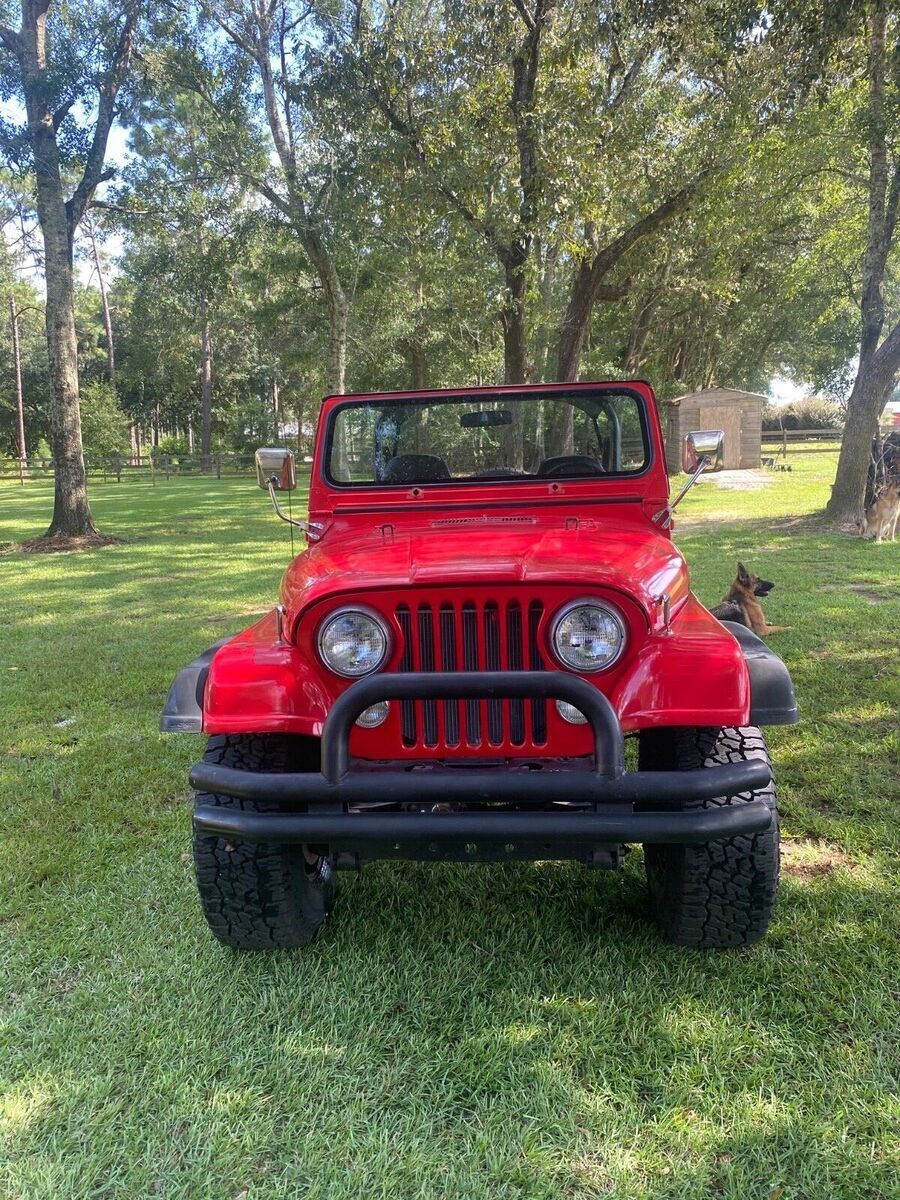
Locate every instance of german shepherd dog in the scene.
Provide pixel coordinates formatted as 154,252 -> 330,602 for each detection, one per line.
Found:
710,562 -> 789,636
857,481 -> 900,544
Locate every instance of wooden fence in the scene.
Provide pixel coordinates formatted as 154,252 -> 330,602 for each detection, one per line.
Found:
2,435 -> 840,482
0,453 -> 269,483
761,428 -> 842,443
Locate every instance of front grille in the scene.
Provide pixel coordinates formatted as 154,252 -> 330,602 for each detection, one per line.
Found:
395,598 -> 547,750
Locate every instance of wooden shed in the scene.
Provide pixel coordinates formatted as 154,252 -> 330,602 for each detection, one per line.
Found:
663,386 -> 766,473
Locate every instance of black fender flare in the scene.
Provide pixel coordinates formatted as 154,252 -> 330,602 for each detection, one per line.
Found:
160,639 -> 230,733
721,621 -> 799,726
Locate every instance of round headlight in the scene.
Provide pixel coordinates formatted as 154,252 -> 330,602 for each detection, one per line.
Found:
551,600 -> 626,673
318,608 -> 390,677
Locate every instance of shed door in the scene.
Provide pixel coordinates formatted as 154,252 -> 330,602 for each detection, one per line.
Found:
704,406 -> 742,470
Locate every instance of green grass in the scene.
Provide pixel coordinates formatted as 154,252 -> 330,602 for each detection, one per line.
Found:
1,455 -> 899,1200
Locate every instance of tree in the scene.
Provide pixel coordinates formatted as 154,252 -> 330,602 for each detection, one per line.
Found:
120,79 -> 255,466
79,379 -> 129,461
196,0 -> 355,396
327,0 -> 805,418
0,0 -> 141,540
83,211 -> 116,384
0,237 -> 49,465
825,1 -> 900,523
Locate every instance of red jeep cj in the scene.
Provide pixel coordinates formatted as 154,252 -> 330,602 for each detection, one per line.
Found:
163,381 -> 797,950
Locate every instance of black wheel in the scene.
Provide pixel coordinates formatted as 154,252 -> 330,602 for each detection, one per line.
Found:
638,726 -> 779,948
193,733 -> 335,949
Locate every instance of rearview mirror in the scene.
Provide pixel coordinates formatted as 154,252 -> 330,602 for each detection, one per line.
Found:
460,409 -> 513,428
255,447 -> 297,491
682,430 -> 725,474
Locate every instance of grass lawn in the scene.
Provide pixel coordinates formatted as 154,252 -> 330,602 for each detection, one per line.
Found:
1,451 -> 899,1200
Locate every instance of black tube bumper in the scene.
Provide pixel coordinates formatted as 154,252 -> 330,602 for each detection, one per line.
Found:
193,801 -> 773,848
190,672 -> 773,855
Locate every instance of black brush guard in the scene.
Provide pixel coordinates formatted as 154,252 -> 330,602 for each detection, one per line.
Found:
190,672 -> 773,862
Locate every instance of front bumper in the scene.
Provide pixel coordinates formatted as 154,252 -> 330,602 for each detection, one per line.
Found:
190,671 -> 773,857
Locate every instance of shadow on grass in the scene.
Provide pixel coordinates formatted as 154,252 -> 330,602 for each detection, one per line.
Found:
3,472 -> 900,1197
6,852 -> 897,1197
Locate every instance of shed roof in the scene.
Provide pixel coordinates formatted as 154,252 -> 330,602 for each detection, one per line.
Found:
667,385 -> 768,407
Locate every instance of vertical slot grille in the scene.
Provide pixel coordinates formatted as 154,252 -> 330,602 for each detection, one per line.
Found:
418,605 -> 438,746
439,605 -> 460,746
528,599 -> 547,744
394,596 -> 546,750
396,605 -> 416,747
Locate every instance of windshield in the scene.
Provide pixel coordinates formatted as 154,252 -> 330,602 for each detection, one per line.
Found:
326,389 -> 649,486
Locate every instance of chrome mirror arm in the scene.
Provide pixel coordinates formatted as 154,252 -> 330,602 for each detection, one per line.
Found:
267,478 -> 309,532
670,454 -> 711,511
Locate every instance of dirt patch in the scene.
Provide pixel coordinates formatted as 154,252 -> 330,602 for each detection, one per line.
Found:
710,469 -> 774,491
845,584 -> 898,603
781,839 -> 854,880
11,532 -> 126,555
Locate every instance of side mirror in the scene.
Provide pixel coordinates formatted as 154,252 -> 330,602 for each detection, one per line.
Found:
682,429 -> 725,474
255,447 -> 297,491
663,429 -> 726,522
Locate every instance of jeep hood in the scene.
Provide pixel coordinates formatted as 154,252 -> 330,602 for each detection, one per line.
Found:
282,517 -> 689,630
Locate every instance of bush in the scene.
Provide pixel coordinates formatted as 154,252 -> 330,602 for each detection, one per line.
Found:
80,382 -> 130,462
33,437 -> 53,470
154,435 -> 191,462
762,396 -> 843,432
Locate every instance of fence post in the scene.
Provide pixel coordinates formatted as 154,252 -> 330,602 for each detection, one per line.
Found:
216,455 -> 221,479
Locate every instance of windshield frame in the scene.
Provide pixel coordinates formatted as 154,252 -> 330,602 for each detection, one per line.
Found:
321,385 -> 654,490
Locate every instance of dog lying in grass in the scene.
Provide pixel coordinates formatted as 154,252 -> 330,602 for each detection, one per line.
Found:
857,481 -> 900,544
710,562 -> 789,636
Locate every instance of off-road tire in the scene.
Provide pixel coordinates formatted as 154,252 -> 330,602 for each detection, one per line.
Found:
639,726 -> 779,948
193,733 -> 335,949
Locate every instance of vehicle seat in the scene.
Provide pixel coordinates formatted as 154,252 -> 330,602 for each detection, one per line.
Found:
382,454 -> 452,483
537,455 -> 604,477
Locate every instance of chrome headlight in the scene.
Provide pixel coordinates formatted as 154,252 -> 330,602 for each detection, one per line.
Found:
318,608 -> 390,677
551,599 -> 626,673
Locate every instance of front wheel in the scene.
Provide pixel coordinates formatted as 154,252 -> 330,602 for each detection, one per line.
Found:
193,733 -> 335,949
638,726 -> 779,948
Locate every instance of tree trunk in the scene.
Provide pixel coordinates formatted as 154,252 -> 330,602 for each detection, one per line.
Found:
199,298 -> 213,471
825,0 -> 899,523
319,266 -> 350,473
9,294 -> 27,481
499,250 -> 528,468
623,258 -> 671,374
555,258 -> 593,383
827,353 -> 896,521
300,228 -> 347,396
87,214 -> 115,383
325,285 -> 347,396
33,128 -> 98,536
409,339 -> 428,389
555,177 -> 709,386
5,1 -> 139,538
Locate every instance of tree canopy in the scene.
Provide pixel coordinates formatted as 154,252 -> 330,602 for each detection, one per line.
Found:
1,0 -> 898,524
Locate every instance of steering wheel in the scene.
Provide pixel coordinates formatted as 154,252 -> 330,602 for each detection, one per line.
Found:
537,455 -> 605,478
